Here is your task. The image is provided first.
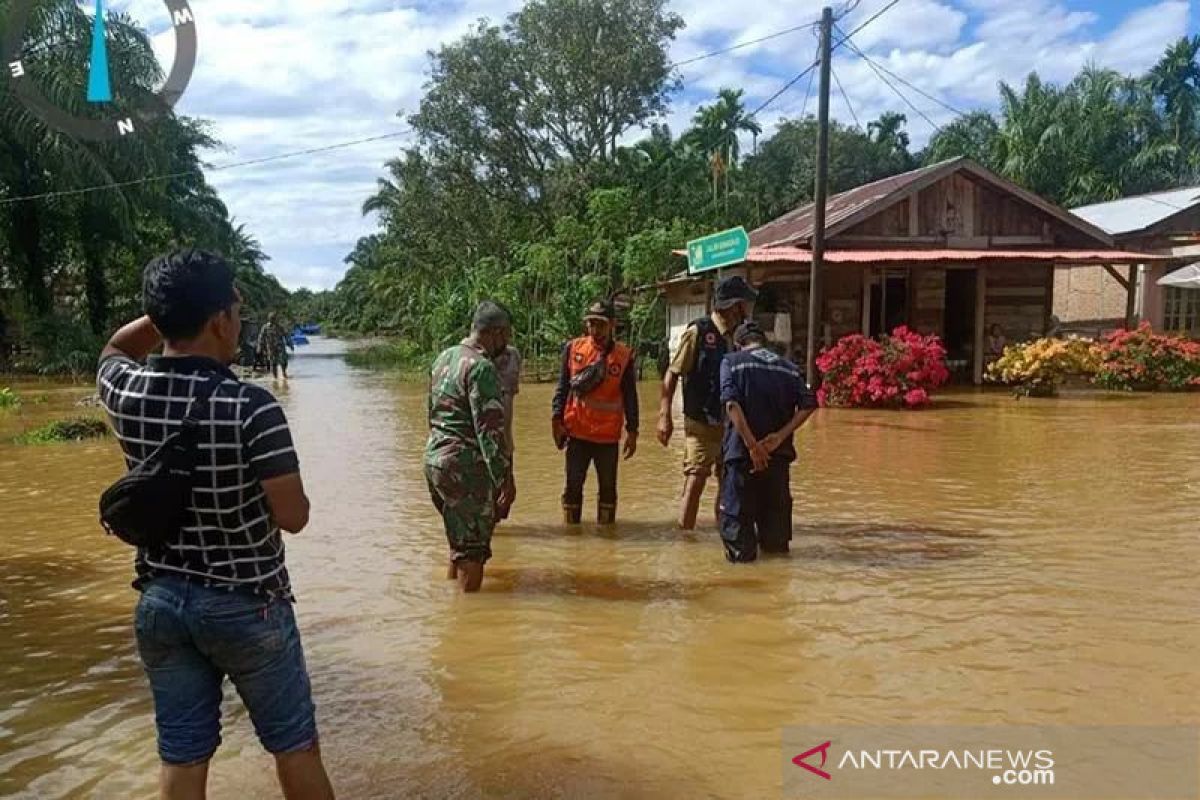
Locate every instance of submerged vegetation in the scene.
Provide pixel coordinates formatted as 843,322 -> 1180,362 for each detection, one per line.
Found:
15,416 -> 110,445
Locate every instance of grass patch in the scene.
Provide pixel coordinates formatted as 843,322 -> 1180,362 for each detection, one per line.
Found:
0,387 -> 19,410
16,417 -> 110,445
344,340 -> 427,371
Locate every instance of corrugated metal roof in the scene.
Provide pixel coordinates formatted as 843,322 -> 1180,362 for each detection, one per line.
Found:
739,247 -> 1166,264
749,161 -> 951,248
1072,187 -> 1200,236
750,157 -> 1114,249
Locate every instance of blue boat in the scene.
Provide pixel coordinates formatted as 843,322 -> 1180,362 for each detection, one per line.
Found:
300,323 -> 322,335
290,328 -> 310,346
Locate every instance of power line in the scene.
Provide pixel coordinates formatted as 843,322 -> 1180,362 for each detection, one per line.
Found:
800,54 -> 818,118
0,130 -> 412,206
837,30 -> 968,118
749,0 -> 903,120
832,66 -> 861,128
836,24 -> 942,133
835,0 -> 904,47
670,23 -> 819,69
750,60 -> 821,118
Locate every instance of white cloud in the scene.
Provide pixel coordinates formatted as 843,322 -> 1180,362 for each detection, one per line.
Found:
104,0 -> 1194,289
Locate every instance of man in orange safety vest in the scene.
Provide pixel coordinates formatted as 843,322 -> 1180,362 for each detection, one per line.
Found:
551,300 -> 639,525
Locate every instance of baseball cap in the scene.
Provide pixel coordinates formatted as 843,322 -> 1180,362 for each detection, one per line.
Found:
583,299 -> 616,321
714,276 -> 759,310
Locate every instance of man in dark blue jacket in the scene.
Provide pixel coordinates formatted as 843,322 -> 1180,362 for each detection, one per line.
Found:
718,321 -> 819,563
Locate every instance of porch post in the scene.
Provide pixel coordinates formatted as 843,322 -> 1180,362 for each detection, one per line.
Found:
974,264 -> 988,385
1124,264 -> 1138,329
861,267 -> 872,335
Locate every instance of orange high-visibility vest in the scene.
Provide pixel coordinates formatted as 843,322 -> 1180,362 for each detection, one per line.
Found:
563,337 -> 632,444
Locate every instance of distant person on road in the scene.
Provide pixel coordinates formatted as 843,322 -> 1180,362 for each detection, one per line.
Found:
258,312 -> 294,381
493,343 -> 521,521
719,321 -> 818,563
657,276 -> 758,529
425,301 -> 514,592
551,300 -> 639,525
96,249 -> 335,800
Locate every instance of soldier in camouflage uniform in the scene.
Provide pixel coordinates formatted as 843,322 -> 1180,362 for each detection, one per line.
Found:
256,312 -> 293,381
425,301 -> 514,592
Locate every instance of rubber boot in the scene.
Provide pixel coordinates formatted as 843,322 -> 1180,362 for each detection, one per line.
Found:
598,502 -> 616,525
563,504 -> 582,525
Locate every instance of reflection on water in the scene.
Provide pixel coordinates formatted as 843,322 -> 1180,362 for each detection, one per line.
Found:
1,338 -> 1198,798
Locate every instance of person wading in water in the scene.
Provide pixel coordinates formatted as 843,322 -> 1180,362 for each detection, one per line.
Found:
656,276 -> 758,529
551,299 -> 639,525
258,311 -> 294,382
424,301 -> 514,592
97,249 -> 335,800
718,320 -> 818,562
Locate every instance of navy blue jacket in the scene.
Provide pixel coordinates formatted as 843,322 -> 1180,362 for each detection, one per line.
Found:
719,346 -> 818,464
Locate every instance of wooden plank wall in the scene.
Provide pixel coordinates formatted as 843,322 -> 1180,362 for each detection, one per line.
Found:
824,266 -> 864,343
919,174 -> 976,237
911,266 -> 946,336
984,264 -> 1053,340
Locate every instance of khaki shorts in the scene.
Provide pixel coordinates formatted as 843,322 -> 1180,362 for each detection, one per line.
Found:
683,418 -> 723,477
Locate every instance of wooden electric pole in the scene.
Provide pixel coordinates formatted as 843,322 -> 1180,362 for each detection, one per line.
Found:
806,6 -> 833,386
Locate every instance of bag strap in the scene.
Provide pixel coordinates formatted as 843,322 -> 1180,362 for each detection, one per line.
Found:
178,374 -> 225,434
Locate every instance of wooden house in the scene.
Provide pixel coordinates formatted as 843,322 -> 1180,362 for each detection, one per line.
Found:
657,158 -> 1164,383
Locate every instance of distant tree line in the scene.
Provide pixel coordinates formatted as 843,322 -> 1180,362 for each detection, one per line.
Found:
316,0 -> 1200,367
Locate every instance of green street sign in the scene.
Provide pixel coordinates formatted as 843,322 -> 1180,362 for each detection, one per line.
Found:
687,226 -> 750,274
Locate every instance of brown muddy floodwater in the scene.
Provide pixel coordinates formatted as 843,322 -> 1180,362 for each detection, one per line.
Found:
1,337 -> 1198,799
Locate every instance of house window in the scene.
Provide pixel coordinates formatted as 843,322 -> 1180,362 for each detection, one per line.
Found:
1163,287 -> 1200,332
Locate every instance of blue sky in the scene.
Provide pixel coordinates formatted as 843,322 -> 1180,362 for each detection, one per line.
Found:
110,0 -> 1197,290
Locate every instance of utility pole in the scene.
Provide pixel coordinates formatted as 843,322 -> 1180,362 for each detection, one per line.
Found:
806,6 -> 833,387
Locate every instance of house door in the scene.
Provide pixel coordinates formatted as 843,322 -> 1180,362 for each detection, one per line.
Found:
943,269 -> 978,378
868,270 -> 909,338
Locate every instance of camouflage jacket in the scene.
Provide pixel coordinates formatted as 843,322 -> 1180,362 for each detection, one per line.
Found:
257,323 -> 290,357
425,341 -> 511,489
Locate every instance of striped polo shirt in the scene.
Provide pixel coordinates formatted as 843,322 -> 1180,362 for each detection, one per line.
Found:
97,355 -> 300,600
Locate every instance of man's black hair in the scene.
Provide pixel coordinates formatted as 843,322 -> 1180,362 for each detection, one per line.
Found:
143,249 -> 238,341
472,300 -> 512,332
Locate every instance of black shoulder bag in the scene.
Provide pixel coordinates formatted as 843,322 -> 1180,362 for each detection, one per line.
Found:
569,340 -> 616,398
99,375 -> 222,549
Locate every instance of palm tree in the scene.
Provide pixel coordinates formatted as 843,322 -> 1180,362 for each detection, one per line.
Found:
1148,36 -> 1200,178
685,89 -> 763,207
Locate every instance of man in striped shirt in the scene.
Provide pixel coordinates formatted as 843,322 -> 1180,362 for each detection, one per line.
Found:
98,249 -> 334,799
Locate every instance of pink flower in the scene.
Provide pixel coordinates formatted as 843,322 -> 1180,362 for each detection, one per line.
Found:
904,388 -> 929,406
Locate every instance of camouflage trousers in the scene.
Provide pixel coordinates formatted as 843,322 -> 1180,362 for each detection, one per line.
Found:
425,461 -> 497,564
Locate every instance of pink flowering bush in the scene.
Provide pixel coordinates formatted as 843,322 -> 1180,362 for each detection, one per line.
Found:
1093,322 -> 1200,391
816,327 -> 950,408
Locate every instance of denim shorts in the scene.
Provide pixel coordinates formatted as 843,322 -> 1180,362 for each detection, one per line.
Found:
134,574 -> 318,765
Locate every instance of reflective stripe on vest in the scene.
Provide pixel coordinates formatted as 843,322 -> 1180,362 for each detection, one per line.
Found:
563,337 -> 630,444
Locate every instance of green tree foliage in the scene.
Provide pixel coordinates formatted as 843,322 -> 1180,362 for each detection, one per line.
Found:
925,39 -> 1200,205
0,0 -> 284,370
327,6 -> 1200,368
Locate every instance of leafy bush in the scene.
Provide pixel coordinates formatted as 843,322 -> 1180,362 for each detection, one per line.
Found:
16,417 -> 110,444
8,316 -> 102,380
0,387 -> 19,410
817,327 -> 950,409
1093,323 -> 1200,391
986,337 -> 1099,397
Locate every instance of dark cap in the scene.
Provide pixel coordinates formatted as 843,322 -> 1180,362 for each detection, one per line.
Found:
714,276 -> 759,310
583,299 -> 616,322
734,320 -> 767,346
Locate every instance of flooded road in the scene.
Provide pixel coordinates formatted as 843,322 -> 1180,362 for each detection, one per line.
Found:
2,337 -> 1198,798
